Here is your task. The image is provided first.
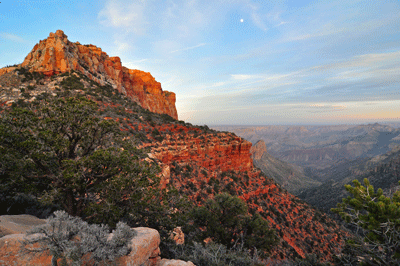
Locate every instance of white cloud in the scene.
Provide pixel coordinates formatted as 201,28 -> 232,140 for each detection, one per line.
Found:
0,33 -> 27,43
313,51 -> 400,71
282,6 -> 400,44
231,74 -> 260,80
211,81 -> 226,87
250,10 -> 268,31
309,50 -> 400,84
113,40 -> 130,53
98,0 -> 148,34
308,103 -> 347,111
170,43 -> 207,54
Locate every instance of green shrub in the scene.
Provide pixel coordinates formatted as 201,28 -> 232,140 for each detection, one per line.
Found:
188,193 -> 278,255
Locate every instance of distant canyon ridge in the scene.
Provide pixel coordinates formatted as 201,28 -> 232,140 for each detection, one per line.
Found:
213,123 -> 400,197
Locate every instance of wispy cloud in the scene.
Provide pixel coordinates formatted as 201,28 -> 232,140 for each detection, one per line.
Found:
308,103 -> 347,112
98,0 -> 148,34
0,33 -> 27,43
170,43 -> 207,54
113,40 -> 130,53
231,74 -> 261,80
93,0 -> 400,125
249,5 -> 268,31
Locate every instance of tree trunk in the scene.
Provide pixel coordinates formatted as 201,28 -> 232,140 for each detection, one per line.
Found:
65,190 -> 76,216
51,256 -> 58,266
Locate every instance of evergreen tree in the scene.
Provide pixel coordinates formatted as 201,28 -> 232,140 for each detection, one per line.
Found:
0,96 -> 157,221
332,178 -> 400,265
189,193 -> 278,255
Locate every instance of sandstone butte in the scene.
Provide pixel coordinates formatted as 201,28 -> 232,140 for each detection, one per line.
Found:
0,30 -> 177,119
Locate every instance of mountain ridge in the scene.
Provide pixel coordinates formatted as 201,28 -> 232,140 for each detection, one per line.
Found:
0,30 -> 177,119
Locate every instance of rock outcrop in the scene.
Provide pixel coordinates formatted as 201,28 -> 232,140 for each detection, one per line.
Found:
0,215 -> 194,266
0,215 -> 46,237
170,227 -> 185,245
138,124 -> 253,176
250,140 -> 267,160
5,30 -> 177,119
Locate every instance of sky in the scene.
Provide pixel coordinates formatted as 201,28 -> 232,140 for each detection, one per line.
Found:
1,0 -> 400,125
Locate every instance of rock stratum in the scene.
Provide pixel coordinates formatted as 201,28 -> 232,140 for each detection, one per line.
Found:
0,30 -> 177,119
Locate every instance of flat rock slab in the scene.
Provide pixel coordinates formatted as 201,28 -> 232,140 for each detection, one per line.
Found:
157,259 -> 196,266
0,215 -> 46,237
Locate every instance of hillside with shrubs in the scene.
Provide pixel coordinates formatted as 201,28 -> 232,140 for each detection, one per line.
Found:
1,30 -> 399,265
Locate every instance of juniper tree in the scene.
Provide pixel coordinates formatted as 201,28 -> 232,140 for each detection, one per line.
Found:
189,193 -> 278,255
0,96 -> 158,221
332,178 -> 400,265
0,95 -> 191,239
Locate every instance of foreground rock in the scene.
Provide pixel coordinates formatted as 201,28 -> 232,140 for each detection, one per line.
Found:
0,214 -> 46,237
0,215 -> 194,266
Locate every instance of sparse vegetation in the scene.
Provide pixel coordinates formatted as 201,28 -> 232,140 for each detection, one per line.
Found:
24,210 -> 134,266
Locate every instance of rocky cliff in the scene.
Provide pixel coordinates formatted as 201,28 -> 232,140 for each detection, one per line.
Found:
0,30 -> 177,119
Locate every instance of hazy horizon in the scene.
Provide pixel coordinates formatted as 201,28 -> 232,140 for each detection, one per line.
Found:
209,121 -> 400,128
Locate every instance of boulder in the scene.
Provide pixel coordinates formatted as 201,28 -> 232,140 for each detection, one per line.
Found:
0,214 -> 46,237
0,234 -> 52,266
116,227 -> 161,266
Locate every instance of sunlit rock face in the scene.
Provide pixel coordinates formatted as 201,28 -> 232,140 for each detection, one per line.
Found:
19,30 -> 177,119
250,140 -> 267,160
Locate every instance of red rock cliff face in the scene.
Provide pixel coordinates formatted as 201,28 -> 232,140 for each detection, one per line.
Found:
146,127 -> 254,174
19,30 -> 177,119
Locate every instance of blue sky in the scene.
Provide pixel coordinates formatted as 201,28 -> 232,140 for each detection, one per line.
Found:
1,0 -> 400,125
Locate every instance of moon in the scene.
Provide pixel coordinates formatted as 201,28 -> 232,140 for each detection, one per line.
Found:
240,19 -> 244,23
